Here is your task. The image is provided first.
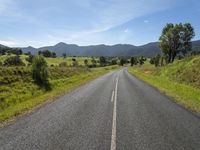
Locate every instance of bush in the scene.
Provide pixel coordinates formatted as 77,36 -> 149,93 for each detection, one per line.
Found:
32,55 -> 50,89
4,56 -> 25,66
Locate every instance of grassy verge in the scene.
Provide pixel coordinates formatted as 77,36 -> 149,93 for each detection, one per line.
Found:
128,64 -> 200,113
0,65 -> 119,123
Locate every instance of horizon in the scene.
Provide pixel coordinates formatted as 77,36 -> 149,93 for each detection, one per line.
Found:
0,0 -> 200,47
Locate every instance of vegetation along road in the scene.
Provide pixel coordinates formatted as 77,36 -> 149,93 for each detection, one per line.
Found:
0,68 -> 199,150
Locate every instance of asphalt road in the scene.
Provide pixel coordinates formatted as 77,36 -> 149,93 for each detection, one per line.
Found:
0,68 -> 200,150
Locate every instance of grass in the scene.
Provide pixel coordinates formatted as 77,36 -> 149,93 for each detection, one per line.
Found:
45,57 -> 98,66
0,55 -> 99,66
0,65 -> 119,122
128,56 -> 200,113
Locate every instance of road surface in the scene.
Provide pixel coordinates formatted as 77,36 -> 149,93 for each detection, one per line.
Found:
0,68 -> 200,150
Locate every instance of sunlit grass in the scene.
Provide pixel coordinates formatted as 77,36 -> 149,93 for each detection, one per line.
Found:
128,56 -> 200,113
0,65 -> 119,122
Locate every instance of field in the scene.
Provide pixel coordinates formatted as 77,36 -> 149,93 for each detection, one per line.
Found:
0,55 -> 99,66
0,55 -> 119,122
128,56 -> 200,113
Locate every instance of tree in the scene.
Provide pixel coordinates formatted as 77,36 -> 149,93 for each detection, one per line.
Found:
91,58 -> 97,67
159,23 -> 195,63
38,51 -> 42,55
111,58 -> 117,65
130,57 -> 138,66
0,47 -> 22,55
32,55 -> 50,89
72,58 -> 78,67
4,56 -> 25,66
42,50 -> 52,57
119,58 -> 126,66
181,23 -> 195,56
154,54 -> 161,67
52,52 -> 57,58
63,53 -> 67,59
99,56 -> 106,66
139,56 -> 145,65
84,59 -> 88,66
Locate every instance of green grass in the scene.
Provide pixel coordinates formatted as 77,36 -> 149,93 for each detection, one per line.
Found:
45,57 -> 98,66
128,56 -> 200,113
0,65 -> 119,122
0,55 -> 99,66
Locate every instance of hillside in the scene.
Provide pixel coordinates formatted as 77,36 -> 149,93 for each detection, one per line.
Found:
128,55 -> 200,112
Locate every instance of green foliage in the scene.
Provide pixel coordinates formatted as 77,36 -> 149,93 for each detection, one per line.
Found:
99,56 -> 107,66
0,47 -> 22,55
139,56 -> 146,65
191,50 -> 200,56
32,55 -> 50,89
4,56 -> 25,66
72,58 -> 79,67
130,57 -> 138,66
159,23 -> 195,63
91,58 -> 97,67
110,58 -> 118,65
150,54 -> 161,67
25,54 -> 34,65
128,56 -> 200,112
38,50 -> 57,58
84,59 -> 88,66
0,65 -> 119,121
119,58 -> 126,66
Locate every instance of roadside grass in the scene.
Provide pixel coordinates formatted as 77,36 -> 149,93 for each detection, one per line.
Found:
128,56 -> 200,113
0,65 -> 119,122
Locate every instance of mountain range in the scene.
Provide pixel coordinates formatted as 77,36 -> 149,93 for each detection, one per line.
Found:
4,40 -> 200,57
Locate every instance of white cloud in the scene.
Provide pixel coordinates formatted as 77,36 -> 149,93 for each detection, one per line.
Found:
144,20 -> 149,23
0,0 -> 178,47
0,40 -> 18,46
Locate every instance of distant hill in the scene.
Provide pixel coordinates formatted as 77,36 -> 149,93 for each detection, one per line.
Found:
3,40 -> 200,57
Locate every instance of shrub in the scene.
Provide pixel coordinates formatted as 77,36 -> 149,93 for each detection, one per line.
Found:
4,56 -> 25,66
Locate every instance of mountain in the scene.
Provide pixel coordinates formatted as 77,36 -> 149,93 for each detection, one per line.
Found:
0,44 -> 6,48
21,46 -> 37,54
15,40 -> 200,57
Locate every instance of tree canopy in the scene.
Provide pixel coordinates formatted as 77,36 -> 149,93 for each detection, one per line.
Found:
159,23 -> 195,63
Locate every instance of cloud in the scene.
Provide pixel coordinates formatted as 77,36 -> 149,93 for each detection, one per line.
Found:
144,20 -> 149,23
0,40 -> 18,46
0,0 -> 178,47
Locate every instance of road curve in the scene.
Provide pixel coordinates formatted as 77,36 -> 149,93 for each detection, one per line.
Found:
0,68 -> 200,150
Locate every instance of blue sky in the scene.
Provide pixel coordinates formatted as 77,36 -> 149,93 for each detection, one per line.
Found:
0,0 -> 199,47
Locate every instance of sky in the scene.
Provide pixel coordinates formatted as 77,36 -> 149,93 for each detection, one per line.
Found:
0,0 -> 200,47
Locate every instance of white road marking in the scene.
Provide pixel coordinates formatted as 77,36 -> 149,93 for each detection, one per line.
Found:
111,76 -> 119,150
111,90 -> 115,102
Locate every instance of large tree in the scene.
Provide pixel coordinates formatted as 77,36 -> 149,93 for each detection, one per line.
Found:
159,23 -> 195,63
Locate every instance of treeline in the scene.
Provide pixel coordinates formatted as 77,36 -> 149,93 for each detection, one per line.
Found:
0,47 -> 22,55
38,50 -> 56,58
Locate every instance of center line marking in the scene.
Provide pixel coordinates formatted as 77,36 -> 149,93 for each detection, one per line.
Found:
111,76 -> 118,150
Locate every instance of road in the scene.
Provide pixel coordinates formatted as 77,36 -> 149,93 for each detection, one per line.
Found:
0,68 -> 200,150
